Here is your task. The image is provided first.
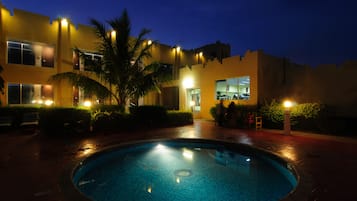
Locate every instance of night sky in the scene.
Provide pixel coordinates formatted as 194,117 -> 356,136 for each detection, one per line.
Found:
2,0 -> 357,66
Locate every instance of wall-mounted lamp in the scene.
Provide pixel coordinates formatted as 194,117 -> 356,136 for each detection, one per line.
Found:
61,18 -> 68,27
111,30 -> 116,38
182,77 -> 194,89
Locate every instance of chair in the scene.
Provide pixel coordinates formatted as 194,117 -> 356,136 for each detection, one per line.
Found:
255,116 -> 262,129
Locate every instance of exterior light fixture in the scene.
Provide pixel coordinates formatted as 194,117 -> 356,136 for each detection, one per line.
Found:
61,18 -> 68,27
44,100 -> 54,106
83,100 -> 92,107
147,40 -> 152,45
283,100 -> 294,135
283,100 -> 293,108
199,52 -> 203,57
111,30 -> 116,38
176,46 -> 181,52
182,77 -> 193,89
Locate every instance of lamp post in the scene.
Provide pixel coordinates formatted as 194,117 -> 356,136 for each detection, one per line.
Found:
283,100 -> 293,135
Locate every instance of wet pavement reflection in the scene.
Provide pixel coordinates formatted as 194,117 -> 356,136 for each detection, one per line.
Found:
0,119 -> 357,201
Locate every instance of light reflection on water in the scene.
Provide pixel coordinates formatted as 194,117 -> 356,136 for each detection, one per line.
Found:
74,141 -> 296,201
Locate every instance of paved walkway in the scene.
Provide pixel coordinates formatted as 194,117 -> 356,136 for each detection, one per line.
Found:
0,120 -> 357,201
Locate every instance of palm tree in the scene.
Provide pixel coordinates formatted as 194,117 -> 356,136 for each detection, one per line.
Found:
50,10 -> 170,108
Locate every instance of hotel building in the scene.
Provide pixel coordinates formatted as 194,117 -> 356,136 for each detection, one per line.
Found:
1,4 -> 356,119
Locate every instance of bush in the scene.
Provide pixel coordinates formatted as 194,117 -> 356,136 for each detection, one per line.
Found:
166,111 -> 193,127
91,104 -> 125,113
130,105 -> 168,127
0,106 -> 40,128
92,112 -> 134,132
210,103 -> 257,128
92,108 -> 192,132
39,108 -> 91,136
259,100 -> 322,130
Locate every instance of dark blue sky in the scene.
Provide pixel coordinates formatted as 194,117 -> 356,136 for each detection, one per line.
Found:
3,0 -> 357,66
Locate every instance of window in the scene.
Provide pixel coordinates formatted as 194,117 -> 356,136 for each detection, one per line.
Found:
188,88 -> 201,111
83,52 -> 103,71
160,63 -> 173,80
7,41 -> 54,67
7,42 -> 21,64
216,76 -> 250,100
7,83 -> 53,105
73,51 -> 80,70
8,84 -> 20,104
41,46 -> 55,67
22,43 -> 35,65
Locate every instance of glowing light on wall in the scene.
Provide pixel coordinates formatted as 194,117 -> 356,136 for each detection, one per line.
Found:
61,18 -> 68,27
147,40 -> 152,45
83,100 -> 92,107
111,30 -> 116,38
182,77 -> 194,89
176,46 -> 181,52
44,100 -> 54,106
189,101 -> 195,107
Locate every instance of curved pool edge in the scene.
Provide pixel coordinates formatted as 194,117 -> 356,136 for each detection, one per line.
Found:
63,138 -> 308,201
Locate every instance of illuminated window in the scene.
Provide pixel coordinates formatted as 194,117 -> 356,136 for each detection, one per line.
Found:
188,88 -> 201,111
8,83 -> 53,105
215,76 -> 250,100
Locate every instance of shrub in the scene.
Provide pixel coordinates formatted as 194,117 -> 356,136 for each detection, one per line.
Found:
92,111 -> 134,132
259,100 -> 322,129
92,108 -> 192,132
91,104 -> 125,113
130,105 -> 168,127
0,106 -> 40,128
39,108 -> 91,136
210,103 -> 257,128
166,111 -> 193,127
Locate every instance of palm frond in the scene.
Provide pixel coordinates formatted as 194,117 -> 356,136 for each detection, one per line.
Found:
49,72 -> 113,100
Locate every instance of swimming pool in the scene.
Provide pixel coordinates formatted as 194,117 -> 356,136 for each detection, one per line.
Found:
72,139 -> 298,201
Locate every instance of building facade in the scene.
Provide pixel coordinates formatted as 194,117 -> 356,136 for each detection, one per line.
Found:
1,4 -> 356,120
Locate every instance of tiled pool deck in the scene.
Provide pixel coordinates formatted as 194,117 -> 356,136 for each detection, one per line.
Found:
1,119 -> 357,201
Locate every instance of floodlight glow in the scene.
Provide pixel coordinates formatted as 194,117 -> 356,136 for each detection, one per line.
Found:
111,30 -> 116,38
83,100 -> 92,107
44,100 -> 54,106
189,101 -> 195,107
147,40 -> 152,45
61,18 -> 68,27
283,100 -> 293,108
182,77 -> 194,89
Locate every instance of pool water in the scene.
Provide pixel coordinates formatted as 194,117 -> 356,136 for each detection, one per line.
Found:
73,140 -> 297,201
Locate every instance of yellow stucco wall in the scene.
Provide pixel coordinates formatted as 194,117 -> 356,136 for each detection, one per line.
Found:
179,50 -> 259,119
